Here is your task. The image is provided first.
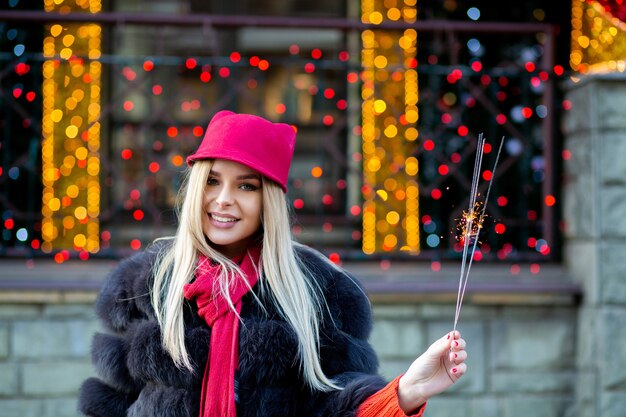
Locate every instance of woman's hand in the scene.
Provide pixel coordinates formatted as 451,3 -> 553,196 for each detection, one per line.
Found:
397,331 -> 467,414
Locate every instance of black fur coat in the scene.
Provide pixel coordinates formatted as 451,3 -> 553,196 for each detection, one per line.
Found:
78,243 -> 387,417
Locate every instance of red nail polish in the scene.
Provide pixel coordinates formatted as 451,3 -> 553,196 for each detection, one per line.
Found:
447,334 -> 450,339
452,368 -> 458,374
455,341 -> 459,347
453,353 -> 458,359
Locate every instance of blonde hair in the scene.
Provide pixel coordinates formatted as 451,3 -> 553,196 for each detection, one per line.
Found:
151,160 -> 341,391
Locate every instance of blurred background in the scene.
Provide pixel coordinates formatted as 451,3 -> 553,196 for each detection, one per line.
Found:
0,0 -> 625,416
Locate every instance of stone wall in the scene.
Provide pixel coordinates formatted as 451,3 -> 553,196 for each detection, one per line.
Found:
0,278 -> 579,417
0,301 -> 97,417
371,302 -> 578,417
562,73 -> 626,417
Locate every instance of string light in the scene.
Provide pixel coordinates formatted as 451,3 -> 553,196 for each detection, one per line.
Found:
361,0 -> 420,254
571,0 -> 626,73
41,0 -> 102,253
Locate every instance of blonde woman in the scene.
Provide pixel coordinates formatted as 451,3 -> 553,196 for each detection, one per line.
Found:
79,110 -> 467,417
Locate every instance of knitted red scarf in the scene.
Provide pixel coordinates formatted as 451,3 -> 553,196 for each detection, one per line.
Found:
183,246 -> 261,417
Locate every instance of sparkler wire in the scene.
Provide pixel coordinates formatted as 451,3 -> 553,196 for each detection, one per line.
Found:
453,135 -> 505,332
454,134 -> 485,331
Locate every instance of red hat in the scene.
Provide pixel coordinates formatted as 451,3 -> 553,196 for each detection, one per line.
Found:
187,110 -> 296,193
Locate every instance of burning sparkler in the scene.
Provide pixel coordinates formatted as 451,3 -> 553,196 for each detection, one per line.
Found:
453,134 -> 504,332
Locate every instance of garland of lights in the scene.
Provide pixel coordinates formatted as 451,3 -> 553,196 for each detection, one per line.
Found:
41,0 -> 102,254
361,0 -> 421,254
571,0 -> 626,73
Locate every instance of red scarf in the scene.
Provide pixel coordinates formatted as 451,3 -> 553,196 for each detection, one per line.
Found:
183,246 -> 261,417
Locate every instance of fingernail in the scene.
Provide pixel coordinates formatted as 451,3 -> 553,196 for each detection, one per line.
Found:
455,341 -> 459,347
447,334 -> 450,339
452,368 -> 458,374
453,353 -> 458,359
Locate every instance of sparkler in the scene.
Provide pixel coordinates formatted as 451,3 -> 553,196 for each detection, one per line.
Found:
453,134 -> 504,332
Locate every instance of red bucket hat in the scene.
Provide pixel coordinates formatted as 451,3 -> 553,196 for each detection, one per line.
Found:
187,110 -> 296,193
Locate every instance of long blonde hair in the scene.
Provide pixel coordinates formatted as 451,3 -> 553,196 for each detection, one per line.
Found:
151,160 -> 341,391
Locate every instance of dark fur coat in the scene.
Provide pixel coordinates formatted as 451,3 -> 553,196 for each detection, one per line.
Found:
78,243 -> 387,417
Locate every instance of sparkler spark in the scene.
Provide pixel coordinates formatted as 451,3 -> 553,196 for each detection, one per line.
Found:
456,201 -> 485,244
453,134 -> 504,332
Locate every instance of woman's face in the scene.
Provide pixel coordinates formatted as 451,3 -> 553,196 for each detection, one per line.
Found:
202,159 -> 263,258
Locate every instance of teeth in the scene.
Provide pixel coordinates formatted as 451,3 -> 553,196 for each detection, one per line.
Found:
212,214 -> 237,223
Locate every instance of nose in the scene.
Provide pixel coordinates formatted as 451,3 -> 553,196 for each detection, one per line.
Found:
215,185 -> 234,206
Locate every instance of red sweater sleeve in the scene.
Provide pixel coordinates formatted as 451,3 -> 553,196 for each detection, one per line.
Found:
356,375 -> 426,417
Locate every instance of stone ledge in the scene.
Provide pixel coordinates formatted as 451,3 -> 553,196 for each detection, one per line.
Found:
0,259 -> 581,305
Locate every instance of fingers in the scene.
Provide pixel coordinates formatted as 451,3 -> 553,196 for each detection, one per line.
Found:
449,349 -> 467,364
449,337 -> 466,351
449,363 -> 467,378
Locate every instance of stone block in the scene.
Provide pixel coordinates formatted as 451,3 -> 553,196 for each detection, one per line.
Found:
372,304 -> 421,320
597,80 -> 626,129
22,361 -> 94,395
576,307 -> 599,368
600,133 -> 626,183
492,372 -> 575,393
563,242 -> 598,302
0,324 -> 9,358
43,304 -> 97,319
13,320 -> 99,358
418,303 -> 458,320
562,172 -> 593,240
0,399 -> 43,417
600,391 -> 626,417
492,319 -> 575,369
0,363 -> 18,395
0,305 -> 40,319
564,135 -> 592,179
370,318 -> 425,357
562,81 -> 592,134
600,308 -> 626,389
575,370 -> 599,417
601,187 -> 626,238
377,358 -> 413,381
422,397 -> 467,417
43,397 -> 81,417
501,395 -> 573,417
426,396 -> 499,417
601,244 -> 626,304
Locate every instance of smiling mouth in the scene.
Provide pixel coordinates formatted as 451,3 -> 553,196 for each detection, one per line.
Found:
211,214 -> 239,223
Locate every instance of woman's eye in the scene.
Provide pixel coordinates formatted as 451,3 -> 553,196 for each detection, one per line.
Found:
240,183 -> 259,191
207,178 -> 219,186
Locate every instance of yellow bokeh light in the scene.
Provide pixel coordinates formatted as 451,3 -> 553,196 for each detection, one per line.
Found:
405,157 -> 419,176
75,147 -> 88,160
51,109 -> 63,123
74,206 -> 88,220
383,234 -> 398,248
369,11 -> 384,24
66,184 -> 79,198
50,24 -> 63,37
376,189 -> 388,201
74,234 -> 87,248
48,198 -> 61,211
374,99 -> 387,113
374,55 -> 388,69
66,125 -> 79,138
386,211 -> 400,225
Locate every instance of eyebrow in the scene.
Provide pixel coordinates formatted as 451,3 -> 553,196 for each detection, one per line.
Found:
209,170 -> 261,181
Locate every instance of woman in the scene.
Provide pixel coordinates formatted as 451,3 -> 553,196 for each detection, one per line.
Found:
78,110 -> 467,417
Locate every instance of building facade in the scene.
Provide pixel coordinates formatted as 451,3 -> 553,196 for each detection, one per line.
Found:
1,1 -> 625,416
